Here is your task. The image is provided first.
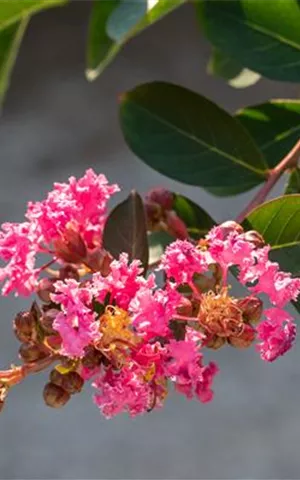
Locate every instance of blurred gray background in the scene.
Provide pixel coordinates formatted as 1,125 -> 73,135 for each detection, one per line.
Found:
1,2 -> 300,478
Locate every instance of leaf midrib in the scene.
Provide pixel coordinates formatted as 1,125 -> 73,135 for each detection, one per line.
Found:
124,100 -> 266,176
211,5 -> 300,54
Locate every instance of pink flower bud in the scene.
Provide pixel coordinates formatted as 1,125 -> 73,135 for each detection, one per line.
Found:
54,225 -> 87,264
14,311 -> 36,343
43,383 -> 70,408
82,346 -> 103,369
146,188 -> 174,211
165,211 -> 189,239
241,230 -> 265,249
40,308 -> 59,335
58,265 -> 80,281
218,221 -> 244,238
36,278 -> 56,303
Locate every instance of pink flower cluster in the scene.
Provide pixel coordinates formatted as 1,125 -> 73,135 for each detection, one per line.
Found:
0,170 -> 119,296
0,172 -> 299,419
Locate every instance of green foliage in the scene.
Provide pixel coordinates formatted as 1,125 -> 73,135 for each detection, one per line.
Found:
0,19 -> 28,106
244,195 -> 300,275
120,81 -> 268,197
86,0 -> 185,80
197,0 -> 300,82
208,48 -> 261,89
236,101 -> 300,169
103,191 -> 149,271
285,168 -> 300,194
0,0 -> 67,31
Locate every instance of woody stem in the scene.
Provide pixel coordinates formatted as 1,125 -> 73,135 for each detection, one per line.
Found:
236,139 -> 300,224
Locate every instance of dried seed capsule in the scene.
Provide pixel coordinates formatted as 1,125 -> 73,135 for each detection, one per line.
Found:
82,346 -> 103,369
218,221 -> 244,238
58,265 -> 80,281
43,383 -> 70,408
13,311 -> 35,343
50,370 -> 84,395
237,296 -> 263,325
228,324 -> 256,349
241,230 -> 265,249
19,343 -> 48,363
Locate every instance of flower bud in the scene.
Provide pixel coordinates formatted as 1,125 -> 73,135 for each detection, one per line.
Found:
45,334 -> 62,350
85,249 -> 113,276
237,296 -> 263,325
165,210 -> 188,240
43,383 -> 70,408
54,224 -> 87,263
50,370 -> 84,395
169,320 -> 186,341
176,297 -> 193,317
19,343 -> 48,363
58,265 -> 80,281
206,335 -> 225,350
146,188 -> 174,211
228,324 -> 256,349
144,200 -> 162,228
36,278 -> 56,303
40,308 -> 59,335
219,221 -> 244,238
82,346 -> 103,369
13,311 -> 35,343
241,230 -> 265,249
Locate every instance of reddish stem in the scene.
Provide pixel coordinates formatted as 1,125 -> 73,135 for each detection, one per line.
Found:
236,139 -> 300,224
0,355 -> 58,387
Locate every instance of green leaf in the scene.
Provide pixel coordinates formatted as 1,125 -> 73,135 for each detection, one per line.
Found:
236,100 -> 300,169
285,168 -> 300,194
0,19 -> 28,106
208,48 -> 261,89
86,0 -> 184,80
148,231 -> 173,266
103,190 -> 149,271
292,297 -> 300,314
243,195 -> 300,275
173,194 -> 215,239
0,0 -> 68,31
119,81 -> 267,196
196,0 -> 300,82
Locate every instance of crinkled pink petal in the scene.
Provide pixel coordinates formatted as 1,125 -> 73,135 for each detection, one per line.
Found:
257,308 -> 297,362
52,279 -> 100,358
93,253 -> 154,310
160,240 -> 209,284
130,284 -> 182,339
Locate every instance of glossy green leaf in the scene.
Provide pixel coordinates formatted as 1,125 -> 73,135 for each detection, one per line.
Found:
208,48 -> 261,89
285,168 -> 300,194
0,19 -> 28,106
86,0 -> 184,80
103,190 -> 148,271
236,100 -> 300,169
0,0 -> 67,31
197,0 -> 300,82
243,195 -> 300,275
173,194 -> 215,239
148,231 -> 173,266
120,81 -> 267,196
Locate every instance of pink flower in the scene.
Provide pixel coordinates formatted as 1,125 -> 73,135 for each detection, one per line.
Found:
0,170 -> 119,296
93,365 -> 157,418
93,253 -> 154,310
165,328 -> 218,402
52,279 -> 100,358
160,240 -> 209,284
257,308 -> 296,362
239,247 -> 300,307
130,284 -> 182,339
27,169 -> 119,247
207,225 -> 254,273
0,222 -> 39,296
